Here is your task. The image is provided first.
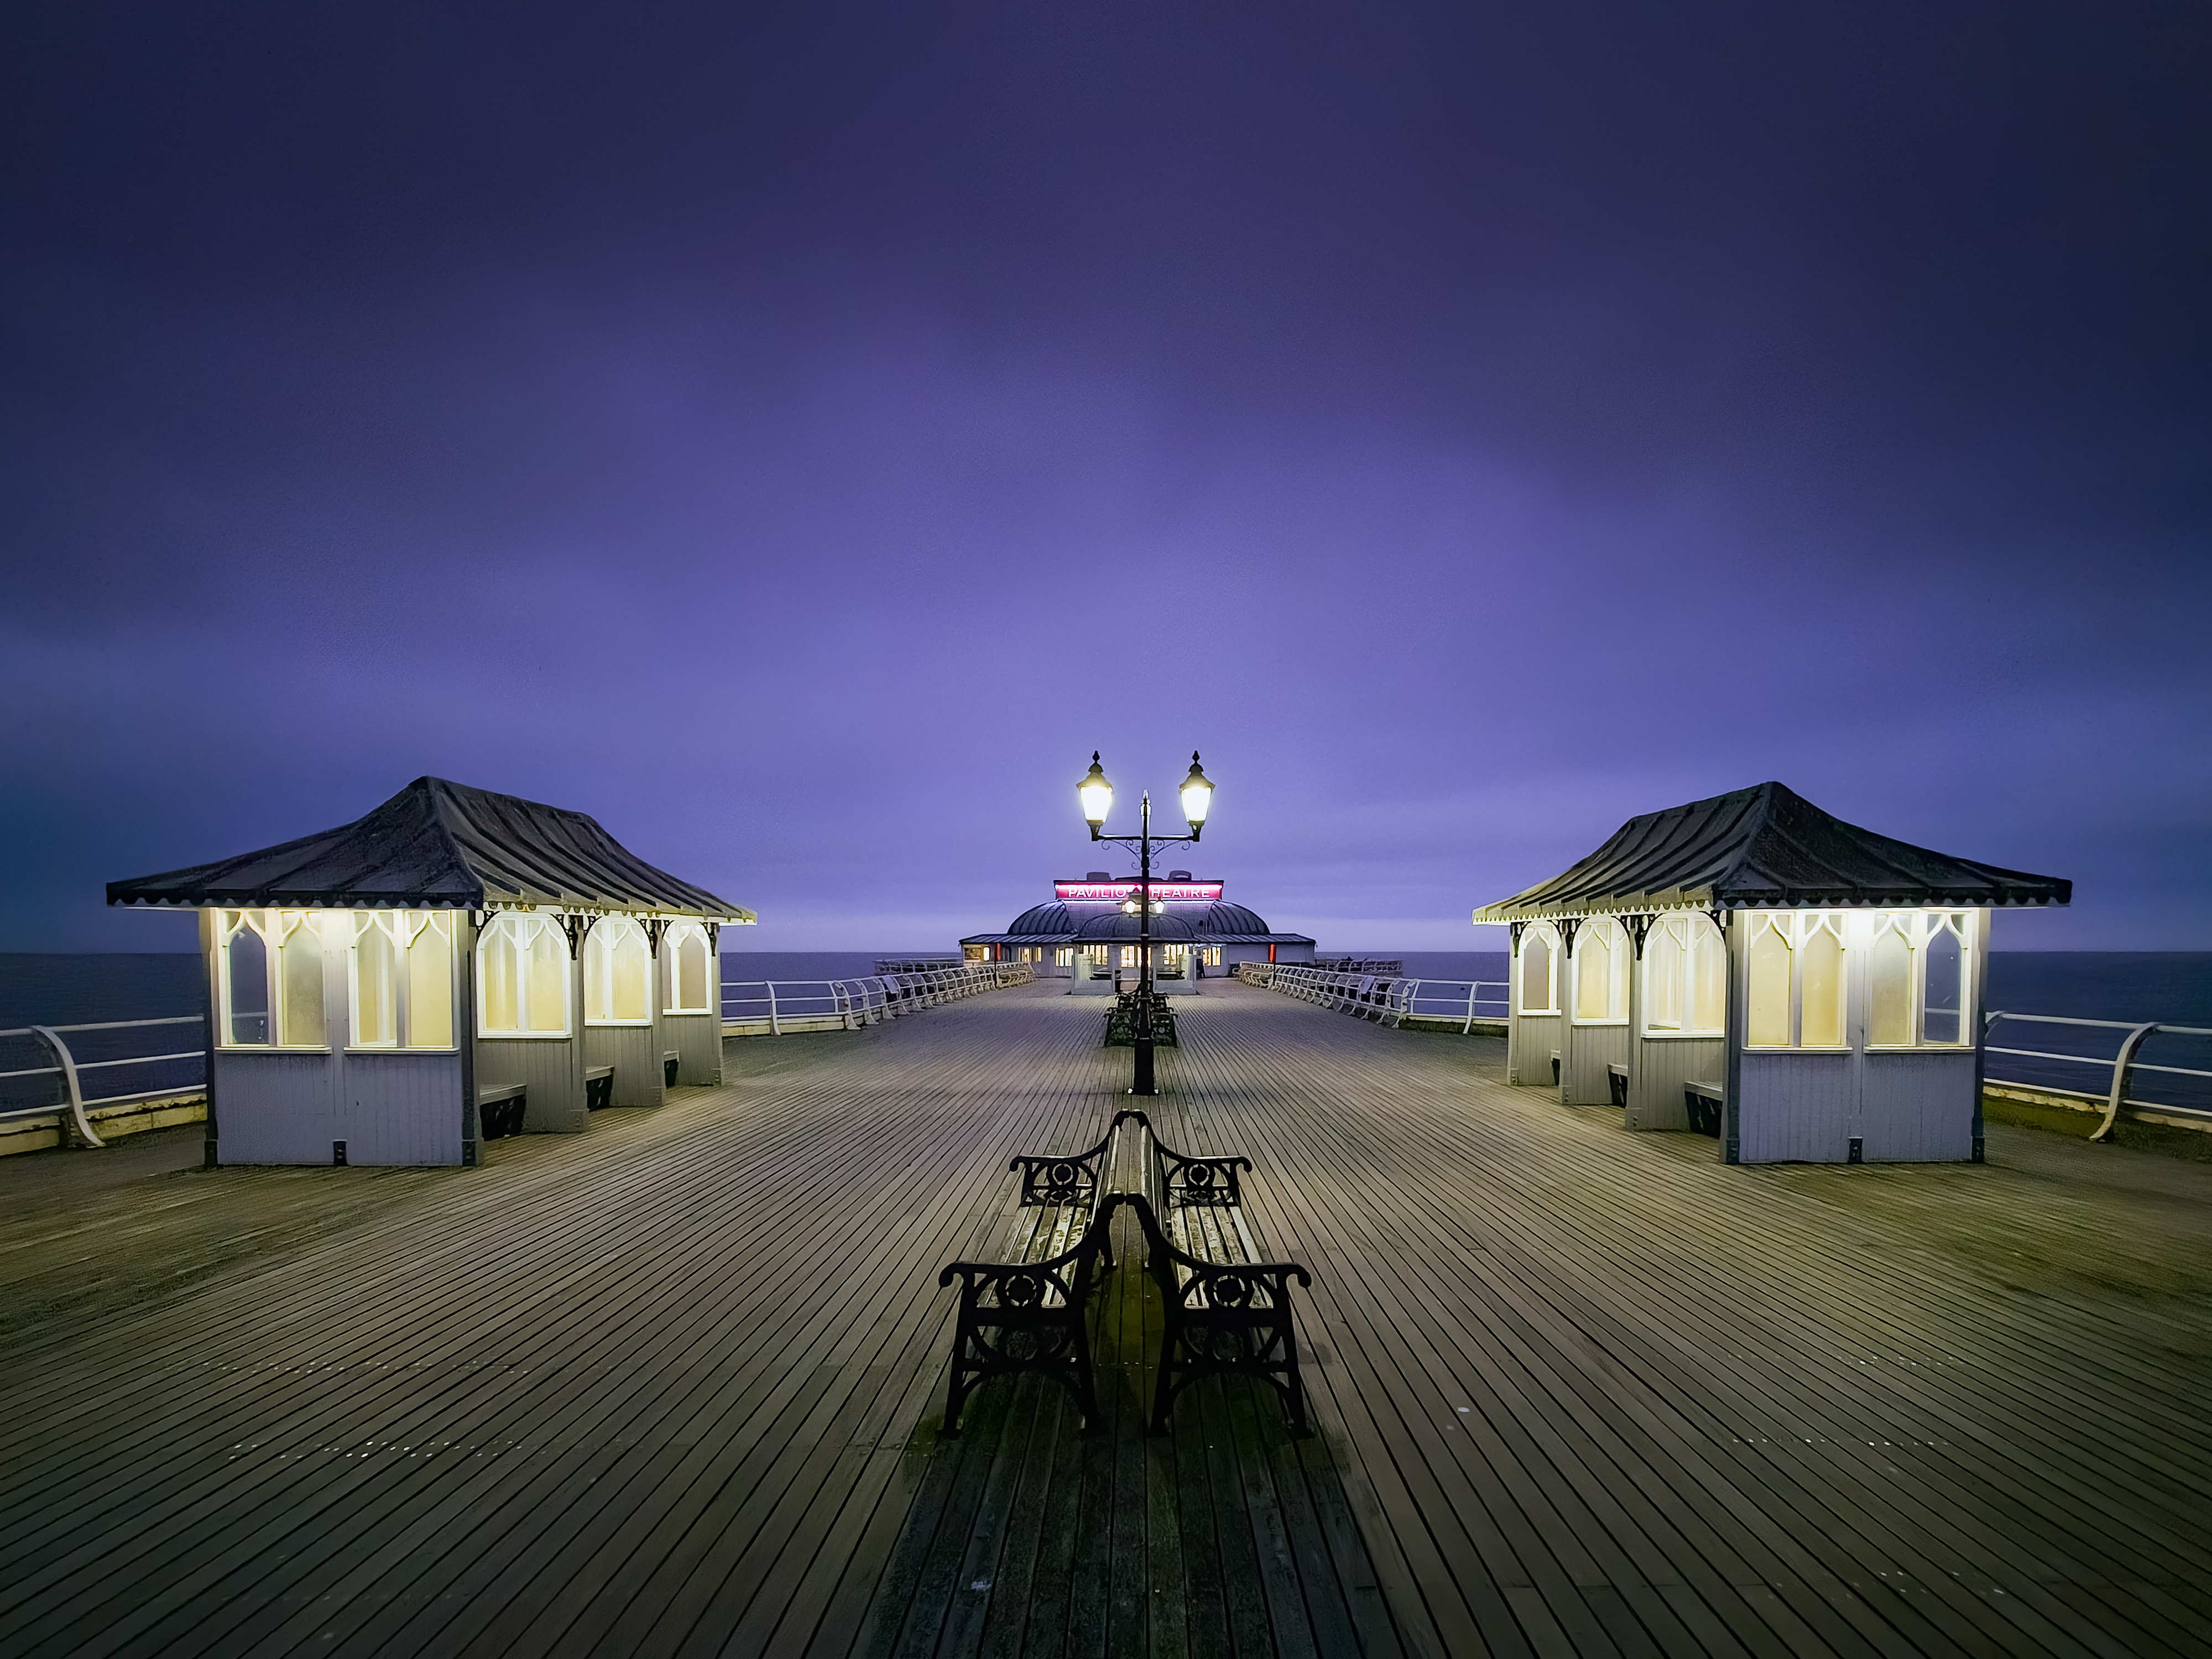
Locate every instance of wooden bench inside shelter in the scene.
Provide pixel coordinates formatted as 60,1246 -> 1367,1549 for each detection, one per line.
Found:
584,1065 -> 613,1110
1684,1079 -> 1724,1136
476,1082 -> 526,1140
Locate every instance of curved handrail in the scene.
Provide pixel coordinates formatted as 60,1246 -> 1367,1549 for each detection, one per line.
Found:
1983,1011 -> 2212,1136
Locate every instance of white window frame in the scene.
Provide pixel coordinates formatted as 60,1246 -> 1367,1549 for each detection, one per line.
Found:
217,908 -> 333,1051
1570,916 -> 1629,1025
1865,909 -> 1976,1052
661,921 -> 714,1015
1741,910 -> 1853,1052
346,910 -> 460,1052
1517,922 -> 1559,1015
584,915 -> 656,1027
477,911 -> 573,1039
1641,911 -> 1726,1038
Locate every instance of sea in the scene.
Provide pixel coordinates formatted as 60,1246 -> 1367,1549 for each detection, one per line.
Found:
6,951 -> 2207,1117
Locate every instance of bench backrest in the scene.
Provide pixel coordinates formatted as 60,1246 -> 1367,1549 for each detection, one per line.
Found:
1111,1109 -> 1250,1215
1010,1121 -> 1118,1212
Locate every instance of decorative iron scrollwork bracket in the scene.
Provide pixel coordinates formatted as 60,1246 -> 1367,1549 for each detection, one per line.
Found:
1623,912 -> 1655,960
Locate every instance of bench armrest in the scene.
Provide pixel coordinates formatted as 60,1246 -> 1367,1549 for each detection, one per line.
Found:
938,1218 -> 1109,1299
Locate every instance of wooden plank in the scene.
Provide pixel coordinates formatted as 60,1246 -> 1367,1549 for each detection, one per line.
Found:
2,980 -> 2208,1657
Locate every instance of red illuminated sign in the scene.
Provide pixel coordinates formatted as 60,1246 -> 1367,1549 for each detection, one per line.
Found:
1055,881 -> 1223,904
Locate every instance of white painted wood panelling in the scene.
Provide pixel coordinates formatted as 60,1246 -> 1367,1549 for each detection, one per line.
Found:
1863,1051 -> 1975,1161
583,1025 -> 666,1108
212,1052 -> 338,1164
1628,1036 -> 1725,1131
1739,1053 -> 1856,1163
340,1052 -> 465,1165
1561,1022 -> 1629,1107
662,1013 -> 721,1086
476,1036 -> 588,1132
1507,1013 -> 1562,1088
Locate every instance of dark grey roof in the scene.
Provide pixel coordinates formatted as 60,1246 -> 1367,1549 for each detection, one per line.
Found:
1190,901 -> 1276,937
108,776 -> 755,921
1076,912 -> 1198,942
1475,781 -> 2069,921
1003,902 -> 1078,936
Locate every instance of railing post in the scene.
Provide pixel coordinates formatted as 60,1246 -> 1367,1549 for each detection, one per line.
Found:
768,982 -> 780,1037
30,1026 -> 105,1150
1465,980 -> 1477,1035
2096,1022 -> 2160,1142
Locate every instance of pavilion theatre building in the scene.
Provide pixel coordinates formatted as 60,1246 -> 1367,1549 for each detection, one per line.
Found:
962,873 -> 1314,994
108,776 -> 755,1168
1475,782 -> 2068,1165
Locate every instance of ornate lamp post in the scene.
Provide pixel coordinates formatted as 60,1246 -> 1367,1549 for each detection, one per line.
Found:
1078,750 -> 1215,1095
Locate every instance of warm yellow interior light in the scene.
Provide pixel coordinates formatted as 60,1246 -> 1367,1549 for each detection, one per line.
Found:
1078,752 -> 1115,828
1179,752 -> 1214,829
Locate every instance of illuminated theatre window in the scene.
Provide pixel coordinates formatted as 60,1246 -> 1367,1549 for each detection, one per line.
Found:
218,909 -> 327,1047
350,911 -> 455,1048
1870,911 -> 1973,1047
1055,948 -> 1075,967
478,912 -> 571,1037
1517,924 -> 1558,1015
1573,917 -> 1629,1023
585,915 -> 653,1025
662,922 -> 713,1014
1644,912 -> 1725,1035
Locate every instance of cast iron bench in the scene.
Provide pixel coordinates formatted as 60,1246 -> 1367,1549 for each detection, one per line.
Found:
1608,1062 -> 1629,1108
1110,1109 -> 1311,1435
477,1082 -> 526,1139
937,1115 -> 1134,1433
585,1065 -> 614,1110
662,1050 -> 681,1088
1103,991 -> 1177,1048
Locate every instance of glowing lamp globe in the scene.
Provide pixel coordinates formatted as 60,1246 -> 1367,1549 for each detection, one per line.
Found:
1178,752 -> 1215,834
1078,753 -> 1115,832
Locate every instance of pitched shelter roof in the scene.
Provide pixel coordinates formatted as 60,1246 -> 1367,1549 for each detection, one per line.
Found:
107,776 -> 755,921
1474,781 -> 2069,922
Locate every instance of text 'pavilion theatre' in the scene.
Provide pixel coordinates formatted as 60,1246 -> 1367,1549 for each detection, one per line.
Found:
962,874 -> 1314,993
109,776 -> 754,1167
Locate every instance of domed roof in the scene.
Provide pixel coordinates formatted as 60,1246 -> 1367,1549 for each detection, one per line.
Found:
1003,902 -> 1077,936
1076,912 -> 1197,942
1191,901 -> 1274,936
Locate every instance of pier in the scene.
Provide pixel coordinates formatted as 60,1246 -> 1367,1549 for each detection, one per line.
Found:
4,978 -> 2209,1656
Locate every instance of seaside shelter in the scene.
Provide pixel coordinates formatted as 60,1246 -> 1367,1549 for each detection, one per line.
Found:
1474,782 -> 2068,1164
108,776 -> 755,1168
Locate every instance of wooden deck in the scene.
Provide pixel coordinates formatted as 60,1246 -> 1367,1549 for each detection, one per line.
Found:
2,979 -> 2208,1657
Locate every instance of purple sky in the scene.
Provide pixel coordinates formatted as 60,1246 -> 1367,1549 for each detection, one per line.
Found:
4,3 -> 2206,954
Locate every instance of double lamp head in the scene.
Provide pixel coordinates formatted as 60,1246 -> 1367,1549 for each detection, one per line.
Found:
1078,751 -> 1214,842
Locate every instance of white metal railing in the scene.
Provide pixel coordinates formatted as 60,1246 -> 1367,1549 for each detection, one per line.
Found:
0,1016 -> 206,1149
721,961 -> 1032,1035
1983,1011 -> 2212,1140
1239,964 -> 1508,1032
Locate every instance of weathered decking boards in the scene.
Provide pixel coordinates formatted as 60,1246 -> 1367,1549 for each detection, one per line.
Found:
2,980 -> 2208,1656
